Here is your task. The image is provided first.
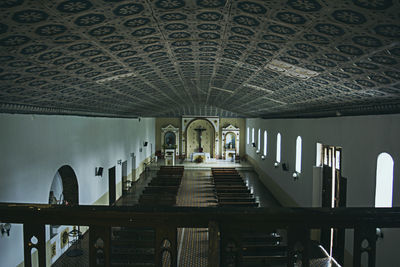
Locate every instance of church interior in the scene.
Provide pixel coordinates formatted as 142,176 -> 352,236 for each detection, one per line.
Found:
0,0 -> 399,266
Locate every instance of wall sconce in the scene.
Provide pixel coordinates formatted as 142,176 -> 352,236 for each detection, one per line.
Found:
376,228 -> 384,239
292,172 -> 300,180
274,162 -> 280,168
117,160 -> 122,165
256,149 -> 260,154
0,223 -> 11,237
261,155 -> 266,160
282,163 -> 289,171
95,167 -> 103,177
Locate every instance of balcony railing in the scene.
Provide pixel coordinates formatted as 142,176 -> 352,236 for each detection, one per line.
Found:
1,203 -> 400,267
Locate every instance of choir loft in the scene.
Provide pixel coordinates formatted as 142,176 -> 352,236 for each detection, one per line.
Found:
0,0 -> 400,266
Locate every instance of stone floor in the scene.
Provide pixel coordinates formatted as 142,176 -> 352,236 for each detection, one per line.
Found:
52,165 -> 280,266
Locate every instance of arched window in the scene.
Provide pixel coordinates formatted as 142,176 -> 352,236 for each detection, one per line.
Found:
257,129 -> 261,151
247,127 -> 250,144
295,136 -> 302,173
263,130 -> 267,156
375,152 -> 394,208
252,128 -> 255,143
276,133 -> 281,163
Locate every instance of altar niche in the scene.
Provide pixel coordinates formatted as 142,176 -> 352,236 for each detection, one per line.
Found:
185,118 -> 216,159
222,124 -> 240,161
161,124 -> 179,156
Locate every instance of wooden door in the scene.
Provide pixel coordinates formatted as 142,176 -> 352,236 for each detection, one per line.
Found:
109,166 -> 116,206
122,161 -> 128,195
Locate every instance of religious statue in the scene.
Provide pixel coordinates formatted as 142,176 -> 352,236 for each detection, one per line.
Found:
164,131 -> 176,148
194,126 -> 206,152
49,191 -> 58,204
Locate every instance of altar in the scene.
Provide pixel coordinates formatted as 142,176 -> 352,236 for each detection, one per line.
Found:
165,148 -> 176,166
191,152 -> 211,163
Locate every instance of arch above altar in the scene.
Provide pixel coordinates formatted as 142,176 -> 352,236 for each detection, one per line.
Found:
182,117 -> 219,159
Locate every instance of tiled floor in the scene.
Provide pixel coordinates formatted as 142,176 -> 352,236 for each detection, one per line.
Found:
51,230 -> 89,267
53,164 -> 280,266
176,170 -> 216,267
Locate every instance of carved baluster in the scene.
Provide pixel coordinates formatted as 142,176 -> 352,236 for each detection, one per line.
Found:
156,226 -> 177,267
23,223 -> 46,267
287,227 -> 310,267
353,224 -> 376,267
89,225 -> 111,267
219,226 -> 239,267
208,221 -> 220,267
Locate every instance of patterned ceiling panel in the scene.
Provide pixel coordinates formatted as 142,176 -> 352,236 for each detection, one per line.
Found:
0,0 -> 399,118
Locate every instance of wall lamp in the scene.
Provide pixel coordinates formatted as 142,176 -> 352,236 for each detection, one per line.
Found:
256,149 -> 260,154
0,223 -> 11,237
376,228 -> 384,239
274,162 -> 280,168
292,172 -> 300,180
261,155 -> 266,160
95,167 -> 103,177
282,163 -> 289,171
117,160 -> 122,165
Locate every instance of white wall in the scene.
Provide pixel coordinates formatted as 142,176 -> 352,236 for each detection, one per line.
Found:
0,113 -> 155,267
246,114 -> 400,266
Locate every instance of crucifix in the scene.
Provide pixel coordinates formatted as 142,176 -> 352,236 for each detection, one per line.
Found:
194,126 -> 206,152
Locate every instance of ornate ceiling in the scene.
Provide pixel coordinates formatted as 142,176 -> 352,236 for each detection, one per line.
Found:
0,0 -> 399,118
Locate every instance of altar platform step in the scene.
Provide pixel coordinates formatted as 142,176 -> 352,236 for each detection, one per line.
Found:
148,159 -> 253,171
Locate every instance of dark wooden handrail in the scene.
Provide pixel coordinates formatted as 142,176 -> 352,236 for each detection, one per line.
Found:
1,203 -> 400,267
1,204 -> 400,227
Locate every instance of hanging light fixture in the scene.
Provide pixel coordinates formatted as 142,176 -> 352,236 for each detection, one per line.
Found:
0,223 -> 11,237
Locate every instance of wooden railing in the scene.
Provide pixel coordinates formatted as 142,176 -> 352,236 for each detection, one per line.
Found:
1,203 -> 400,267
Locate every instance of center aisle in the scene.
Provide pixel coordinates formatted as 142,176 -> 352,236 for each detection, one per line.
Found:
176,170 -> 216,267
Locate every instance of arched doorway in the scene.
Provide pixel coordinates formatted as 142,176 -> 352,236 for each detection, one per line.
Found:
49,165 -> 79,206
48,165 -> 79,239
185,118 -> 216,158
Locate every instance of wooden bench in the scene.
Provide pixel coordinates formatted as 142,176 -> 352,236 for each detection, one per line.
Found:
148,180 -> 181,186
216,192 -> 254,198
138,166 -> 184,206
218,201 -> 259,207
217,197 -> 256,202
213,180 -> 244,184
111,227 -> 155,266
211,167 -> 259,208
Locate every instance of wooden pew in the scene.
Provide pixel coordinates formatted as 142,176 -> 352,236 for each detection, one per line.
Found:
211,167 -> 259,208
218,201 -> 259,207
138,166 -> 184,206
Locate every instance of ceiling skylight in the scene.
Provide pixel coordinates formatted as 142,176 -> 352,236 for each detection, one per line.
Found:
265,60 -> 320,80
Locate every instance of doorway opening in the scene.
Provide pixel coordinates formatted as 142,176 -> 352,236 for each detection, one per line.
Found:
109,166 -> 116,206
48,165 -> 80,264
